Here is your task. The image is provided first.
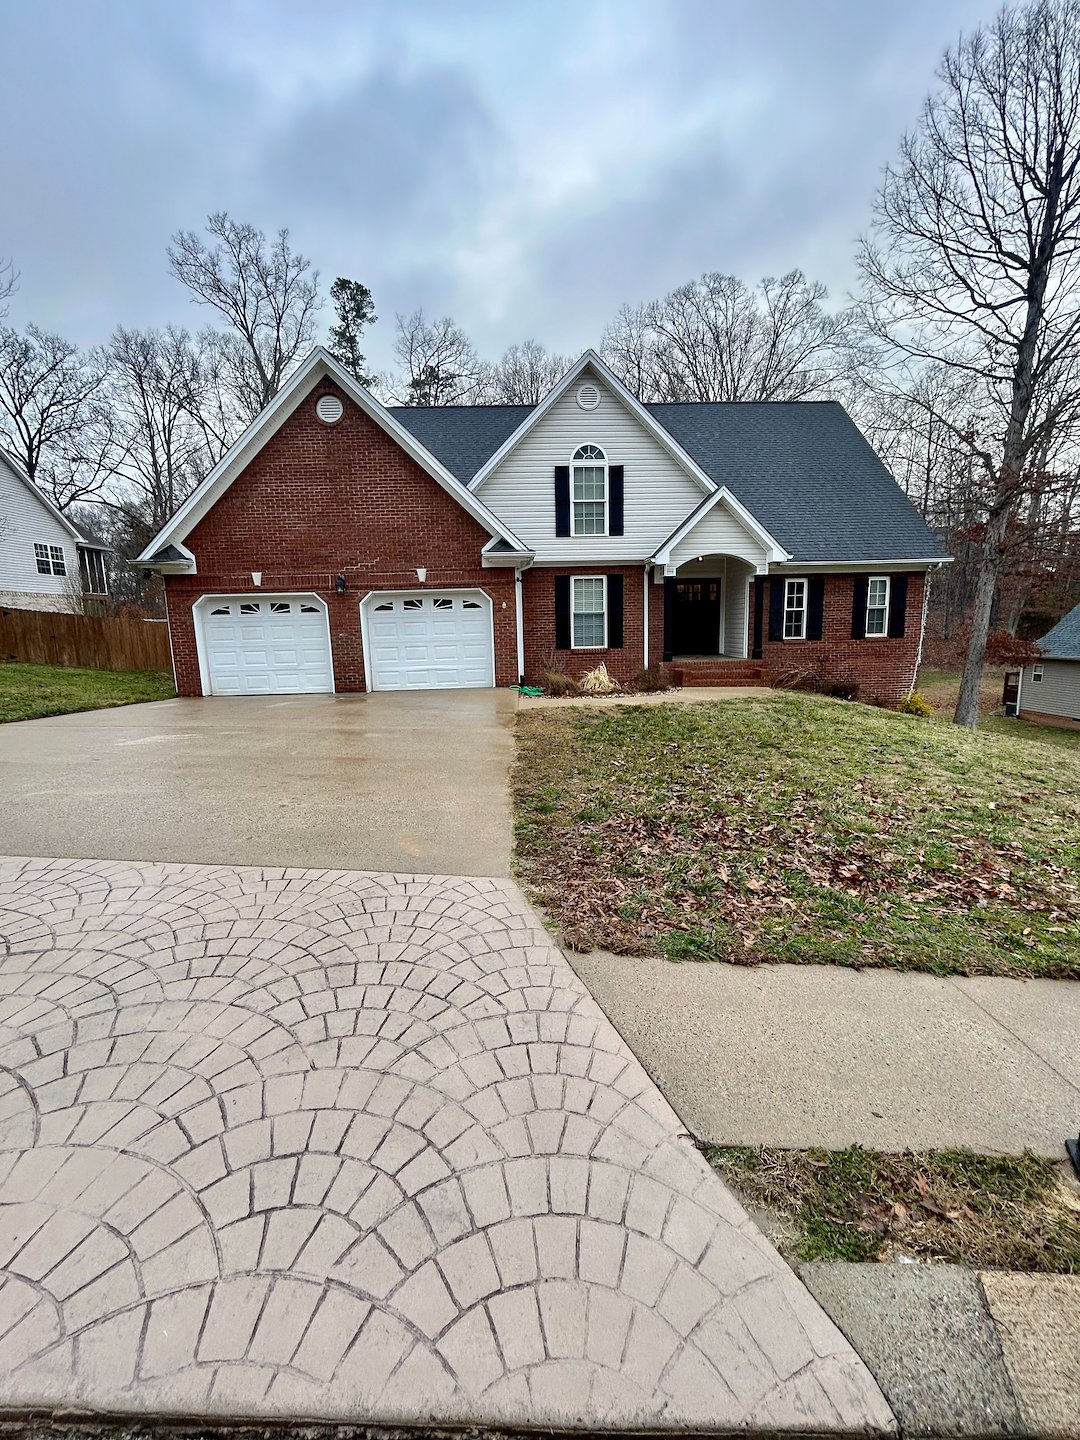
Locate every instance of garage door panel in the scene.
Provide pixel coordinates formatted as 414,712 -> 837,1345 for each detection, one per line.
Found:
198,597 -> 334,696
362,591 -> 495,691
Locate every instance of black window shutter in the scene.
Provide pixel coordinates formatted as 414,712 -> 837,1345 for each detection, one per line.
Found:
767,578 -> 785,642
851,575 -> 869,639
555,575 -> 571,649
752,577 -> 765,659
555,466 -> 571,537
888,575 -> 909,638
807,577 -> 826,641
608,465 -> 624,536
607,574 -> 624,648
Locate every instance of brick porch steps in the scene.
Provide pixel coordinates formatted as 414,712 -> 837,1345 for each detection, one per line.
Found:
669,659 -> 770,686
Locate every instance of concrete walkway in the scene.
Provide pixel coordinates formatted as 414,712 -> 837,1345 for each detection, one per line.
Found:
0,690 -> 516,877
0,856 -> 893,1433
569,953 -> 1080,1158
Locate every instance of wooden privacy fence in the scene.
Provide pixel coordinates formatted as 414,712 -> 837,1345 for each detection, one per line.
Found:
0,608 -> 171,672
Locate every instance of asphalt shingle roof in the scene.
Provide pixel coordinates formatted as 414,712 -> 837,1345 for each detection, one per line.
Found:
390,399 -> 948,564
1036,601 -> 1080,660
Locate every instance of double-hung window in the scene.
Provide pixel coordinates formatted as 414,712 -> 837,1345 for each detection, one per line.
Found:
34,542 -> 66,577
572,576 -> 607,648
783,578 -> 806,639
572,445 -> 607,535
1032,663 -> 1044,683
865,576 -> 890,637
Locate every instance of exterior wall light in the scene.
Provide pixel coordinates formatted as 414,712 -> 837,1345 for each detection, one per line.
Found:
416,567 -> 427,583
335,573 -> 347,594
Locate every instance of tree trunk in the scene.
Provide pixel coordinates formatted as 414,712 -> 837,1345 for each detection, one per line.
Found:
954,503 -> 1009,728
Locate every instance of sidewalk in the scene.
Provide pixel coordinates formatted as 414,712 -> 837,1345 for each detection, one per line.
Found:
567,953 -> 1080,1157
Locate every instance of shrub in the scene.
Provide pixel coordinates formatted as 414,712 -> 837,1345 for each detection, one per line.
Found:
543,670 -> 581,697
898,689 -> 934,717
628,666 -> 671,694
580,663 -> 620,694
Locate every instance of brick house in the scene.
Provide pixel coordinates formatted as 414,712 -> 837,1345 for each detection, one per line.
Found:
137,348 -> 950,705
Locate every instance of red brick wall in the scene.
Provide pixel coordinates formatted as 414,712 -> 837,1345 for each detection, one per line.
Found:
522,565 -> 655,685
757,572 -> 925,706
164,378 -> 517,695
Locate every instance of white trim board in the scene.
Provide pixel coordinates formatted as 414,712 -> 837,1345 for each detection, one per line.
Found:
136,349 -> 532,569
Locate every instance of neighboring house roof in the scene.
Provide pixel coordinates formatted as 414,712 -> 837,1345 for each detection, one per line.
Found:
135,348 -> 532,569
0,446 -> 105,548
393,395 -> 949,565
1035,602 -> 1080,660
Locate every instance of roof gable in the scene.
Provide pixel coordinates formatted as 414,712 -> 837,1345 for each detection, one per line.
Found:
0,448 -> 86,543
136,349 -> 530,568
467,351 -> 716,496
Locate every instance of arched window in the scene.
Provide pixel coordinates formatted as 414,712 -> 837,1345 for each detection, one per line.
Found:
571,444 -> 607,536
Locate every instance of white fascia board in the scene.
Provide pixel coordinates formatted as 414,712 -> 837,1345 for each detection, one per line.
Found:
0,448 -> 85,543
769,557 -> 953,572
467,349 -> 717,496
651,486 -> 790,565
136,348 -> 529,566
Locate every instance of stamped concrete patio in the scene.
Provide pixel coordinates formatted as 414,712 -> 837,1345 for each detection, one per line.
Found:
0,855 -> 893,1434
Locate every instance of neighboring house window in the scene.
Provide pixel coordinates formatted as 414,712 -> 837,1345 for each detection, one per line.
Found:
783,578 -> 807,639
1032,663 -> 1044,682
572,445 -> 607,535
865,576 -> 890,637
34,542 -> 66,576
80,548 -> 108,595
572,576 -> 607,648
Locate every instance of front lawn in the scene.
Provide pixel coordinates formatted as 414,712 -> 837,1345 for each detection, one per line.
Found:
0,662 -> 176,723
514,694 -> 1080,978
705,1145 -> 1080,1273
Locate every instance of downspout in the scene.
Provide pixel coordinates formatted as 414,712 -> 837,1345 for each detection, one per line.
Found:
643,563 -> 650,669
515,569 -> 525,686
909,563 -> 938,696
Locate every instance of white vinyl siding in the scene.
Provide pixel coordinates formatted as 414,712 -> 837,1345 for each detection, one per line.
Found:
0,452 -> 77,606
667,499 -> 769,570
477,367 -> 704,560
1022,660 -> 1080,721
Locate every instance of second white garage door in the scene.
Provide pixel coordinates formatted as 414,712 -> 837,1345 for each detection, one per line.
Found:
362,589 -> 494,690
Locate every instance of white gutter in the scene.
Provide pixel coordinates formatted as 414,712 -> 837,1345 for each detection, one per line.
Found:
515,569 -> 525,684
643,563 -> 650,669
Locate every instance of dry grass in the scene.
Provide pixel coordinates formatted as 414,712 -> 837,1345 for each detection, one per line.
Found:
705,1144 -> 1080,1272
514,693 -> 1080,977
917,665 -> 1007,716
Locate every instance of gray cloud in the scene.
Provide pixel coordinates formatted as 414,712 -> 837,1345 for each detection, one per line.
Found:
1,0 -> 1001,373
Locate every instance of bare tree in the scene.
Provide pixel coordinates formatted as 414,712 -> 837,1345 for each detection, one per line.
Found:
168,213 -> 320,419
0,257 -> 15,319
477,340 -> 571,404
860,0 -> 1080,727
602,271 -> 857,402
390,310 -> 483,405
0,324 -> 108,505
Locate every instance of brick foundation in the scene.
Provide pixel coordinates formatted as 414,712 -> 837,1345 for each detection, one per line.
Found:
164,378 -> 518,696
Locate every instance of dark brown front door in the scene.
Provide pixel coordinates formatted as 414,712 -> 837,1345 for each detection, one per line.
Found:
671,578 -> 722,654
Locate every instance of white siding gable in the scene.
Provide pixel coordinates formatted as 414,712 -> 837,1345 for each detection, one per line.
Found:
0,453 -> 77,605
668,500 -> 768,570
477,367 -> 705,562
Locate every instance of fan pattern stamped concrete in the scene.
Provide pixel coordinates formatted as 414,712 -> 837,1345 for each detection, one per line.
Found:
0,857 -> 894,1434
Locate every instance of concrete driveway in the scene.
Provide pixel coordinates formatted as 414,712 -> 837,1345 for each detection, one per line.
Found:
0,691 -> 516,877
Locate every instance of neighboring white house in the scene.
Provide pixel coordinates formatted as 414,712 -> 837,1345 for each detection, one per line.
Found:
1019,601 -> 1080,730
0,448 -> 109,612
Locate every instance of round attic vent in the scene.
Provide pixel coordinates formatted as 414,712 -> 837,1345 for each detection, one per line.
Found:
316,394 -> 344,424
576,383 -> 601,411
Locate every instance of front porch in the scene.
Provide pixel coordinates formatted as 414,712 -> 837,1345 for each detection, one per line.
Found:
658,554 -> 766,683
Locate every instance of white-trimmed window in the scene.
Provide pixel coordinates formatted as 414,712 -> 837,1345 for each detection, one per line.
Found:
1032,663 -> 1044,683
866,576 -> 890,637
34,542 -> 66,577
783,578 -> 807,639
572,445 -> 607,535
572,575 -> 607,648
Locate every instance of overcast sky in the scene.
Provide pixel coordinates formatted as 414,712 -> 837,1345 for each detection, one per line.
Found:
2,0 -> 997,374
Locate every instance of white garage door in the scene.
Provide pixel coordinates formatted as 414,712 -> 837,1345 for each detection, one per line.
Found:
197,596 -> 334,695
362,590 -> 494,690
